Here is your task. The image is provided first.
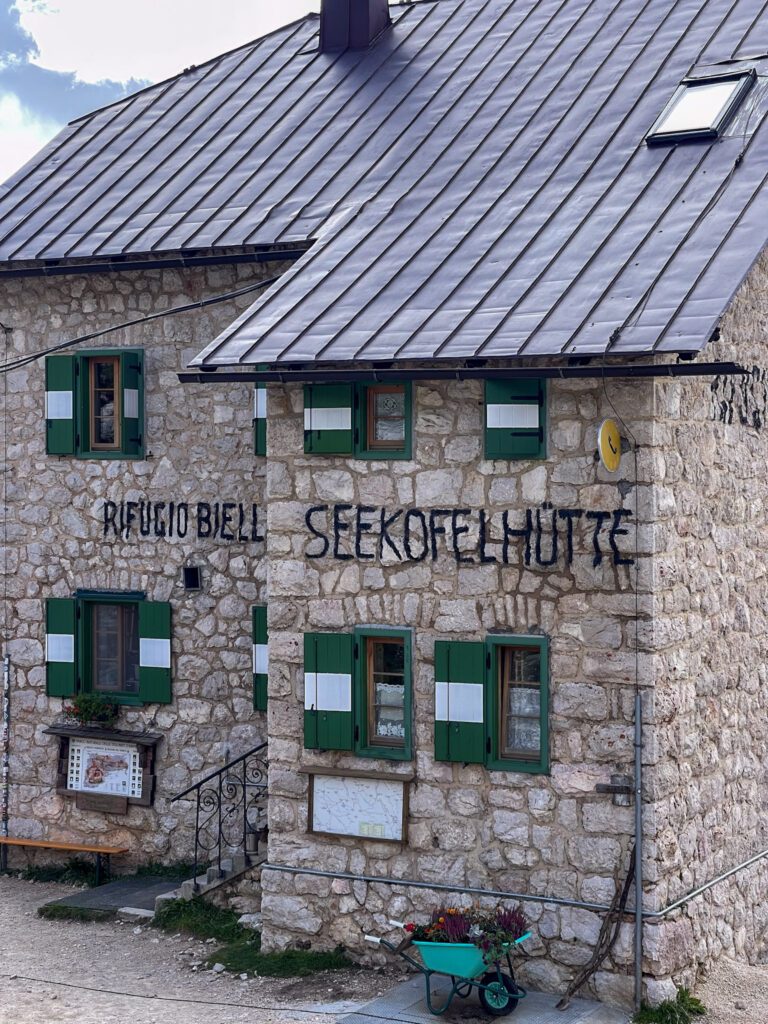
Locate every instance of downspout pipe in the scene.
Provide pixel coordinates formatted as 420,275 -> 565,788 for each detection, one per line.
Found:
634,691 -> 644,1011
0,652 -> 10,871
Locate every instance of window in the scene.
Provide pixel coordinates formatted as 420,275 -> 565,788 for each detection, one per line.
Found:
45,593 -> 171,704
303,628 -> 412,759
304,383 -> 412,459
484,379 -> 546,460
435,634 -> 548,773
90,603 -> 139,695
45,349 -> 144,459
647,71 -> 755,145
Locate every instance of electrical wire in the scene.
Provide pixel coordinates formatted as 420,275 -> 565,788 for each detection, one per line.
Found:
0,276 -> 280,377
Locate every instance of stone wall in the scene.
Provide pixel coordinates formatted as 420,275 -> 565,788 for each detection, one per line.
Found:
261,373 -> 656,1005
642,247 -> 768,998
0,261 -> 286,863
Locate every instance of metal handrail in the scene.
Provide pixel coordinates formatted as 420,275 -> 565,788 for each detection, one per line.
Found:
170,742 -> 268,891
170,741 -> 267,803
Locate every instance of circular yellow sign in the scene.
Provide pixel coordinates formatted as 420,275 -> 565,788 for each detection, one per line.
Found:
598,419 -> 622,473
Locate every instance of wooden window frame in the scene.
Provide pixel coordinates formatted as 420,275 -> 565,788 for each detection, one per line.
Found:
355,627 -> 412,761
364,385 -> 408,453
486,635 -> 549,774
79,593 -> 146,707
87,355 -> 121,452
90,602 -> 140,698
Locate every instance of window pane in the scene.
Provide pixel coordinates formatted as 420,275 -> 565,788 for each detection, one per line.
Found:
369,638 -> 405,746
657,79 -> 741,134
121,603 -> 140,694
91,358 -> 118,447
500,646 -> 541,761
93,604 -> 120,692
92,603 -> 139,695
368,387 -> 406,448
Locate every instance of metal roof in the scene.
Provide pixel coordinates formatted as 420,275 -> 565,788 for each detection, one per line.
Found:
2,0 -> 768,365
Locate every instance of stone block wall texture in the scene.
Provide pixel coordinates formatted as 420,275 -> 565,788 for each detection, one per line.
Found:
261,372 -> 653,1007
0,262 -> 286,863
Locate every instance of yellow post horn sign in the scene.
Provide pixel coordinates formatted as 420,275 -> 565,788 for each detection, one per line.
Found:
598,419 -> 622,473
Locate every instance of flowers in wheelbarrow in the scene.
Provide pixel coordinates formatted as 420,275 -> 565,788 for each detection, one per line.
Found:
403,903 -> 528,966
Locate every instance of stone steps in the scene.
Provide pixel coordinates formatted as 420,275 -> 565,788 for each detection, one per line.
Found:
154,851 -> 267,913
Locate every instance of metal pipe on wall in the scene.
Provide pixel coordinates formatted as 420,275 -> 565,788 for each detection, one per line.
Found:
634,691 -> 644,1011
0,653 -> 10,871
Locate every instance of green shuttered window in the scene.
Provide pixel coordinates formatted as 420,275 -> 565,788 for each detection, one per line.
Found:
45,594 -> 171,704
435,635 -> 549,774
304,628 -> 412,758
45,349 -> 145,459
484,379 -> 546,460
304,383 -> 412,459
252,605 -> 268,711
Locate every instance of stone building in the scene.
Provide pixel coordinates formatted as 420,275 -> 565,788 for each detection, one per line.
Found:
2,0 -> 768,1010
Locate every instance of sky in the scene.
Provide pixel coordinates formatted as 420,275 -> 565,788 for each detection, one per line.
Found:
0,0 -> 320,183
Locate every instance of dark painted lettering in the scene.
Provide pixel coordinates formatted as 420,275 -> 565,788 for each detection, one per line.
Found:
305,505 -> 330,559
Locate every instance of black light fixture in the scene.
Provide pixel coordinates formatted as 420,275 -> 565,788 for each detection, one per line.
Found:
182,566 -> 202,591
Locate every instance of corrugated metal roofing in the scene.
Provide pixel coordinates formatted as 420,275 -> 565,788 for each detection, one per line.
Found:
2,0 -> 768,364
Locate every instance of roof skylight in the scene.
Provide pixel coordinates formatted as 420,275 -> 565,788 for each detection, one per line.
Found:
647,70 -> 755,145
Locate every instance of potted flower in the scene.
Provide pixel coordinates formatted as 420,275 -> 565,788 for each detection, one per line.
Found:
62,693 -> 119,729
404,904 -> 530,979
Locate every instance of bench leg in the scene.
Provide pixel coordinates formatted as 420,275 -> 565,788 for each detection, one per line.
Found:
95,853 -> 109,886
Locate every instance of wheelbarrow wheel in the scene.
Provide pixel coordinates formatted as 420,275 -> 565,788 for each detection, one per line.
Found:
478,972 -> 520,1016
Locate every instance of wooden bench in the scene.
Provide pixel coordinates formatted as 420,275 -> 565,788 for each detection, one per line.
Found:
0,836 -> 129,885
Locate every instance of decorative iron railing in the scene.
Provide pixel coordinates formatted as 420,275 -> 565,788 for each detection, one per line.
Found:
171,742 -> 268,890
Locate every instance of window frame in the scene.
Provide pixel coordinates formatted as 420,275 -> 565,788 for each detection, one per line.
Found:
86,354 -> 122,453
357,383 -> 412,459
484,378 -> 547,461
358,629 -> 411,758
78,591 -> 146,706
646,70 -> 756,146
486,635 -> 549,774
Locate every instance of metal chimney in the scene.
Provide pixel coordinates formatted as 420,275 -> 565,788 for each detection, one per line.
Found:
320,0 -> 391,53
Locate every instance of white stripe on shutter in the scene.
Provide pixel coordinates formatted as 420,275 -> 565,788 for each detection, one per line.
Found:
435,681 -> 484,723
254,389 -> 267,420
253,643 -> 268,675
486,403 -> 539,429
45,391 -> 73,420
46,633 -> 75,663
303,407 -> 352,432
140,638 -> 171,669
124,388 -> 139,419
304,672 -> 352,712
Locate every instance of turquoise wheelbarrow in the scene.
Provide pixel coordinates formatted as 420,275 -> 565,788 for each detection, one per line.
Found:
364,925 -> 531,1016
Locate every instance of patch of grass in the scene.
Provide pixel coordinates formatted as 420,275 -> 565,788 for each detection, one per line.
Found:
634,988 -> 706,1024
131,860 -> 196,881
152,896 -> 244,943
22,858 -> 98,887
207,941 -> 352,978
38,903 -> 114,923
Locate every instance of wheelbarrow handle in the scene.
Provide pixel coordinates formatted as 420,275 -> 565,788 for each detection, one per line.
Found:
364,935 -> 399,953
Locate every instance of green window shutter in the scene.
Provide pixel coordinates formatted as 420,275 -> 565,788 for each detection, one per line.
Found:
253,385 -> 267,456
138,601 -> 171,704
120,350 -> 144,458
434,640 -> 485,764
484,379 -> 546,460
253,605 -> 268,711
303,632 -> 354,750
304,384 -> 353,454
46,598 -> 77,697
45,356 -> 77,455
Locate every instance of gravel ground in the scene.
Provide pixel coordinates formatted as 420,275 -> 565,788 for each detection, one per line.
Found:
0,877 -> 401,1024
698,958 -> 768,1024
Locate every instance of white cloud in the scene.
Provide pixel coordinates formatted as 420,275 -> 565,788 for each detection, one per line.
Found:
0,91 -> 59,183
16,0 -> 321,85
